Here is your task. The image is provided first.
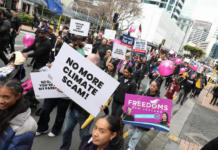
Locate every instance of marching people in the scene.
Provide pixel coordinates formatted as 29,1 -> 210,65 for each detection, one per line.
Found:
112,66 -> 136,117
117,53 -> 132,77
92,39 -> 98,54
79,115 -> 124,150
194,73 -> 205,98
133,61 -> 143,90
72,40 -> 85,56
52,35 -> 63,61
47,25 -> 57,62
165,77 -> 180,99
210,83 -> 218,106
176,74 -> 196,105
0,80 -> 37,150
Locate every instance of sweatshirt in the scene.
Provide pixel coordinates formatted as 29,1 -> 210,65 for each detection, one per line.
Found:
182,77 -> 196,93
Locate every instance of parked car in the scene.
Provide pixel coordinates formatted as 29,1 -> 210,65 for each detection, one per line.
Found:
206,72 -> 218,83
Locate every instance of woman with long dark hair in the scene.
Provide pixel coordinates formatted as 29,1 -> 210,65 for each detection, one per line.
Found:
112,66 -> 136,117
51,35 -> 63,61
79,115 -> 124,150
158,112 -> 170,127
0,80 -> 37,150
105,60 -> 118,80
133,61 -> 143,90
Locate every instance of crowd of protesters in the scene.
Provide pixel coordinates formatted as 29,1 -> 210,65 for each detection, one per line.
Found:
0,8 -> 217,150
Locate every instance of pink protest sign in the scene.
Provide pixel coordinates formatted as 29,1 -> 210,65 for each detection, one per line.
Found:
123,94 -> 173,132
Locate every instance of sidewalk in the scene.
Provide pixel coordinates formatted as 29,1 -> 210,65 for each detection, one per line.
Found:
21,25 -> 36,33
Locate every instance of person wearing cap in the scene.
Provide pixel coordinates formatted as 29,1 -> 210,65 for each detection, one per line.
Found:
20,28 -> 51,69
61,29 -> 70,44
35,18 -> 49,38
47,26 -> 57,62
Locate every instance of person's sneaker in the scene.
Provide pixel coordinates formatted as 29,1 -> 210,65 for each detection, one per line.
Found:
35,130 -> 49,136
48,132 -> 56,137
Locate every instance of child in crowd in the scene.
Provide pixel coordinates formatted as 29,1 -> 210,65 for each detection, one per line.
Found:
165,77 -> 180,99
0,61 -> 15,79
22,70 -> 39,94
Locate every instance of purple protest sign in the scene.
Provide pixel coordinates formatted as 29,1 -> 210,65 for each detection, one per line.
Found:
123,94 -> 173,132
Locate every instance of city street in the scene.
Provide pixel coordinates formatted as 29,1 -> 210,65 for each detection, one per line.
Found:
2,30 -> 217,150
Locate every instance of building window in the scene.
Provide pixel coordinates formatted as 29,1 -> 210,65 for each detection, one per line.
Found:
169,0 -> 175,5
167,5 -> 173,11
161,0 -> 168,2
159,3 -> 167,8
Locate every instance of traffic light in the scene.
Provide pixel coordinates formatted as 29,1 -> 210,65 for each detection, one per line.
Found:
162,38 -> 166,45
113,13 -> 119,23
114,23 -> 119,31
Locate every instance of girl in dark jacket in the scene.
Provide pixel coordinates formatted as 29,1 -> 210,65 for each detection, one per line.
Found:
133,61 -> 143,90
79,115 -> 124,150
141,57 -> 148,78
52,35 -> 63,61
126,80 -> 160,150
112,66 -> 136,117
210,84 -> 218,105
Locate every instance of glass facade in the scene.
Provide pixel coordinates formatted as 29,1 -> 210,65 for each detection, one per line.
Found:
181,0 -> 198,18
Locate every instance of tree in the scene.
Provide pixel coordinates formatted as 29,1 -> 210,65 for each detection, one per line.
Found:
184,45 -> 206,58
75,0 -> 142,31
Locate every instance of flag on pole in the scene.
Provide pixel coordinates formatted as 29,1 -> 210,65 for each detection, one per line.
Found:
43,0 -> 63,16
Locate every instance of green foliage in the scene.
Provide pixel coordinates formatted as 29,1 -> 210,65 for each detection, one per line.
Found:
18,13 -> 33,25
184,45 -> 206,58
184,54 -> 192,58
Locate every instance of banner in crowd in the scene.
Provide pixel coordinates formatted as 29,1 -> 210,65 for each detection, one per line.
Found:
104,29 -> 116,40
121,34 -> 135,49
112,42 -> 127,60
147,45 -> 152,52
133,39 -> 147,55
170,57 -> 180,63
83,44 -> 92,55
70,19 -> 90,36
31,72 -> 67,99
122,94 -> 173,132
188,60 -> 204,73
48,43 -> 120,117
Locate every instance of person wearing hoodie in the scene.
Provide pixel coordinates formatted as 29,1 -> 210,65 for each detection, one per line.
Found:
176,74 -> 196,105
125,80 -> 160,150
79,115 -> 124,150
0,80 -> 37,150
112,66 -> 136,117
133,61 -> 143,90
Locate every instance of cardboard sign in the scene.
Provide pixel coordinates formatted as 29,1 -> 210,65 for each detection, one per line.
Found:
133,39 -> 147,55
31,72 -> 67,99
147,45 -> 152,52
188,60 -> 204,73
83,44 -> 92,55
121,34 -> 135,49
48,43 -> 120,117
70,19 -> 90,36
111,42 -> 127,60
123,94 -> 173,132
104,29 -> 116,40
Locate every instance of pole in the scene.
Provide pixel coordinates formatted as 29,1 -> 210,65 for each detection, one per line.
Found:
41,6 -> 44,16
205,66 -> 217,89
99,20 -> 104,34
56,15 -> 62,36
159,38 -> 165,53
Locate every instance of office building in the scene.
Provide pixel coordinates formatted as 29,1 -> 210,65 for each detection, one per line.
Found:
209,43 -> 218,59
198,38 -> 216,57
208,20 -> 218,39
187,20 -> 212,44
141,0 -> 185,21
180,0 -> 198,18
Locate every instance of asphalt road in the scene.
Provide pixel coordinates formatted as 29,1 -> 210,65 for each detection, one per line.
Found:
6,31 -> 179,150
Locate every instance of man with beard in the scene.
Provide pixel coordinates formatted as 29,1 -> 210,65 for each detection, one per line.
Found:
20,28 -> 51,69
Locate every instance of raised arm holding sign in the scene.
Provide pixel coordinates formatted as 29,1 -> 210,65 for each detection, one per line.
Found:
111,43 -> 127,60
70,19 -> 90,36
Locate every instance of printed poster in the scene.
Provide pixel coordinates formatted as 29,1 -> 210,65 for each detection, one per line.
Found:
83,44 -> 92,55
121,34 -> 135,49
123,94 -> 173,132
104,29 -> 116,40
111,42 -> 127,60
133,39 -> 147,55
70,19 -> 90,36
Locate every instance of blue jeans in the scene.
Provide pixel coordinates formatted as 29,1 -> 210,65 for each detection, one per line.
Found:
128,125 -> 145,150
60,108 -> 92,150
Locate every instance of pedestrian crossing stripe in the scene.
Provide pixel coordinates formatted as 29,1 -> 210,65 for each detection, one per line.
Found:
173,96 -> 178,100
123,131 -> 128,139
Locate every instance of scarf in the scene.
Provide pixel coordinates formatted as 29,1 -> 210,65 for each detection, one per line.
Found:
106,56 -> 111,67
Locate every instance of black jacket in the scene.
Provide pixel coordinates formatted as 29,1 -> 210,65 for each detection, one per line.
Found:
173,66 -> 180,77
23,37 -> 51,63
62,34 -> 70,44
141,62 -> 148,76
98,44 -> 111,56
133,67 -> 143,84
47,33 -> 56,50
0,17 -> 11,42
182,77 -> 196,93
79,135 -> 124,150
54,42 -> 63,56
92,43 -> 98,54
213,86 -> 218,96
114,76 -> 136,104
201,137 -> 218,150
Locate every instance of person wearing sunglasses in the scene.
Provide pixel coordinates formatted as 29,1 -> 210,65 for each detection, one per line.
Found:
20,28 -> 51,69
117,52 -> 132,78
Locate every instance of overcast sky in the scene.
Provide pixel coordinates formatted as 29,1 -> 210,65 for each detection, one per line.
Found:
192,0 -> 218,23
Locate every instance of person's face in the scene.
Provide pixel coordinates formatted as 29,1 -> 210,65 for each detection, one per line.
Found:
102,40 -> 106,45
48,28 -> 53,34
107,63 -> 114,72
125,55 -> 130,61
135,55 -> 139,59
191,74 -> 196,79
135,63 -> 138,67
0,87 -> 21,110
39,32 -> 47,39
92,118 -> 117,147
74,42 -> 79,50
142,57 -> 146,62
150,82 -> 159,93
98,37 -> 101,40
63,31 -> 66,35
127,107 -> 132,114
67,24 -> 69,27
57,36 -> 62,43
162,114 -> 167,120
124,69 -> 131,78
42,22 -> 47,26
106,52 -> 111,57
157,61 -> 161,64
85,38 -> 89,43
77,35 -> 81,39
0,13 -> 3,18
10,62 -> 15,67
93,40 -> 97,44
13,12 -> 18,18
200,75 -> 203,79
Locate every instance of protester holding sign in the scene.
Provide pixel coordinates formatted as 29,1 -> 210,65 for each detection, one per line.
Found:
112,66 -> 136,117
53,35 -> 63,61
0,80 -> 37,150
79,115 -> 124,150
104,50 -> 112,68
117,53 -> 132,77
125,80 -> 160,150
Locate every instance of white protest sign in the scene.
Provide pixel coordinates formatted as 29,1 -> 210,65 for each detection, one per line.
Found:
184,58 -> 190,63
70,19 -> 90,36
104,29 -> 116,40
31,72 -> 67,99
48,43 -> 120,117
83,44 -> 92,55
111,43 -> 128,60
147,45 -> 152,52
